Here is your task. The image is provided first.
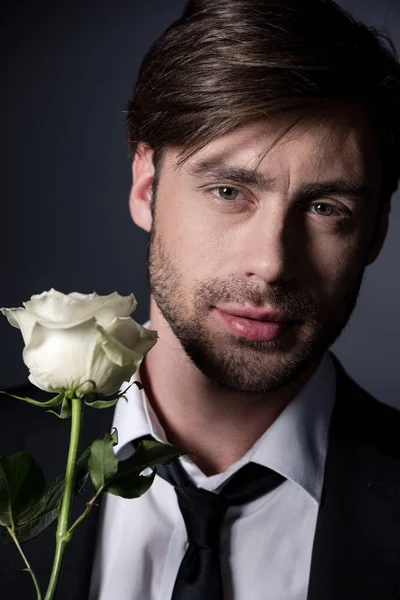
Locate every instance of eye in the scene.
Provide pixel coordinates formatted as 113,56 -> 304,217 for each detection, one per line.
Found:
209,189 -> 347,221
214,186 -> 241,201
310,202 -> 340,217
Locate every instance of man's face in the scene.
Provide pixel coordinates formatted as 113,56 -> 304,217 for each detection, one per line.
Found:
141,111 -> 385,395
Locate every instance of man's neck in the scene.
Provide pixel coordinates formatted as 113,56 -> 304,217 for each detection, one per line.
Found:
140,310 -> 320,476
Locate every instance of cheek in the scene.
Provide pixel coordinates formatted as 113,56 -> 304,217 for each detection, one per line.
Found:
169,205 -> 230,275
314,235 -> 365,296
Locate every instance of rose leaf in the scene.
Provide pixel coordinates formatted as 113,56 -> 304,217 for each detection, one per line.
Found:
0,453 -> 46,528
87,429 -> 119,493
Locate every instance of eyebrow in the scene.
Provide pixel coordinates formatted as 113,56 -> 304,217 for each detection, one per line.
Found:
188,160 -> 275,191
296,180 -> 371,203
187,160 -> 371,202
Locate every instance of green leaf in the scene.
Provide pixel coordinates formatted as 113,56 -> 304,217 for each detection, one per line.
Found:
0,390 -> 65,408
106,380 -> 143,400
0,445 -> 92,544
104,439 -> 188,499
41,475 -> 65,514
1,507 -> 59,545
87,429 -> 119,493
0,453 -> 46,527
105,469 -> 156,499
121,439 -> 188,472
84,380 -> 143,410
46,395 -> 72,419
74,445 -> 91,493
84,396 -> 120,410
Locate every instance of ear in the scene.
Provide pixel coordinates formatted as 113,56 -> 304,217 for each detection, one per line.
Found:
365,199 -> 391,265
129,143 -> 155,233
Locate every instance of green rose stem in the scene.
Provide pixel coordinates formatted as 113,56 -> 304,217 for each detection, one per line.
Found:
7,527 -> 42,599
44,395 -> 84,600
67,488 -> 102,535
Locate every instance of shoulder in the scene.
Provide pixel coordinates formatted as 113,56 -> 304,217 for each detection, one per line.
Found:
330,352 -> 400,459
353,380 -> 400,454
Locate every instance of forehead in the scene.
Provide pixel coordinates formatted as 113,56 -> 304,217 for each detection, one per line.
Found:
170,108 -> 381,191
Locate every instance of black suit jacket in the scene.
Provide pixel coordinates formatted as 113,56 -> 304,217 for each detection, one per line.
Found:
1,352 -> 400,599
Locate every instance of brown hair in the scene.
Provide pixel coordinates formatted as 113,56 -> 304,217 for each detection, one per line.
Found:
126,0 -> 400,205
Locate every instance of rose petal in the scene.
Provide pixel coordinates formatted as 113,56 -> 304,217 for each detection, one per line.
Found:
68,292 -> 100,300
94,323 -> 142,368
75,320 -> 157,395
23,289 -> 137,324
0,307 -> 38,346
78,339 -> 141,396
28,371 -> 54,393
67,292 -> 138,320
103,317 -> 158,355
22,318 -> 102,392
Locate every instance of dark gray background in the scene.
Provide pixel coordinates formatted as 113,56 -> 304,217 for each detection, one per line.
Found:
1,0 -> 399,407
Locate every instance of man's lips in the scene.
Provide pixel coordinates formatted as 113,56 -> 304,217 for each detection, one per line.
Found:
215,304 -> 293,323
214,307 -> 297,341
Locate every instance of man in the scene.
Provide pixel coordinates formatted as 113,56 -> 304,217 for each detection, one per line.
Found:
2,0 -> 400,598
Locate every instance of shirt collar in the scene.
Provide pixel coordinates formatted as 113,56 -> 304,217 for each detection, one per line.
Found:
246,350 -> 335,504
111,320 -> 336,504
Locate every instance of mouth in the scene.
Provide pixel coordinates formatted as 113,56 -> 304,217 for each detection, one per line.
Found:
215,303 -> 293,323
213,307 -> 298,342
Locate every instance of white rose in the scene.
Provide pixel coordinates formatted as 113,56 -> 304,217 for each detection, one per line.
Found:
1,288 -> 158,396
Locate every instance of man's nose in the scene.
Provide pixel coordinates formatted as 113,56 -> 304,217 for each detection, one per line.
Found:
239,210 -> 299,285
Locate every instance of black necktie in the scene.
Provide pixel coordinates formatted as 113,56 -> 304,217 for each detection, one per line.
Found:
156,447 -> 286,600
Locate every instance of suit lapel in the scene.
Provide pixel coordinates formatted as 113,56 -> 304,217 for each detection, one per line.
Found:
307,354 -> 400,600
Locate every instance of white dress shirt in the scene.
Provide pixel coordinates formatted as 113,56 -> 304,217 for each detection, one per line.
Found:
89,321 -> 336,600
